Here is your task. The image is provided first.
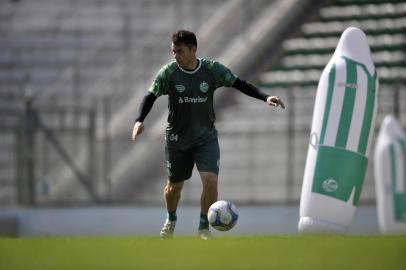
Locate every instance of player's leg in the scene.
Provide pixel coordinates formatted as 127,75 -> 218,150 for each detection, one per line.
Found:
199,172 -> 218,215
199,171 -> 218,230
160,180 -> 184,238
160,146 -> 194,238
164,180 -> 184,220
194,138 -> 220,239
197,172 -> 218,240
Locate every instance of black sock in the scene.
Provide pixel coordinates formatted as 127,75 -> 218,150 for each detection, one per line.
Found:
168,210 -> 177,222
199,213 -> 209,230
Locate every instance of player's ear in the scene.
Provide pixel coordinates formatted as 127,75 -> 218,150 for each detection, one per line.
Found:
191,45 -> 197,54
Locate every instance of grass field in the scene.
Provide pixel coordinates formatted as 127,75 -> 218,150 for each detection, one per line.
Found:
1,235 -> 405,270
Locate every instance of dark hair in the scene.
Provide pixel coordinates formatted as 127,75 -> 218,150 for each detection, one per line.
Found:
172,30 -> 197,49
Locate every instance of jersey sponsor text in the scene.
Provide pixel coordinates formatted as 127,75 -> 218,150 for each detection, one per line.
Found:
178,96 -> 208,104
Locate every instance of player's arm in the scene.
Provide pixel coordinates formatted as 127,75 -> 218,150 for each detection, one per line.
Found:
132,92 -> 157,140
232,78 -> 285,109
132,62 -> 173,140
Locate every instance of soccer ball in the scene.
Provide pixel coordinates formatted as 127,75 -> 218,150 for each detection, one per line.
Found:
208,200 -> 238,231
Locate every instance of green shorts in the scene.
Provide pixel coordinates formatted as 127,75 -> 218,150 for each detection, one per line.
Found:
165,138 -> 220,182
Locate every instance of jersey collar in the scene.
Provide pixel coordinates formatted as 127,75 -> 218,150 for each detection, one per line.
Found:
179,59 -> 201,74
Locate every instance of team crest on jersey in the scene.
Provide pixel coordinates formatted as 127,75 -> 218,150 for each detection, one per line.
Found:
199,81 -> 209,93
175,84 -> 186,93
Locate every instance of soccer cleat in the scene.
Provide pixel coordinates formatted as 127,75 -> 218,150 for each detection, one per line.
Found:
198,228 -> 214,240
160,219 -> 176,238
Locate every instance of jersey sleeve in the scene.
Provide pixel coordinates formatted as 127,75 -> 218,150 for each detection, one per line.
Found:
207,60 -> 237,88
148,63 -> 173,97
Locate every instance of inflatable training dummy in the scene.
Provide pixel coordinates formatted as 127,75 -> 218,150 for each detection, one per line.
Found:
298,27 -> 379,233
374,115 -> 406,234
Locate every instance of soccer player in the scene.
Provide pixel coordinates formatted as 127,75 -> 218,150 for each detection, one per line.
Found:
132,30 -> 285,240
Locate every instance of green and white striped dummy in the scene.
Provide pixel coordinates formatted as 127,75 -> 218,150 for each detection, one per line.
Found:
375,115 -> 406,234
298,27 -> 379,233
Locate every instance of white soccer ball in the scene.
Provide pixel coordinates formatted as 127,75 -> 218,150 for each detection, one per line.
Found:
208,200 -> 238,231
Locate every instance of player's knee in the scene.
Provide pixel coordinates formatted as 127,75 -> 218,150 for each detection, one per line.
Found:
166,181 -> 183,195
202,174 -> 218,191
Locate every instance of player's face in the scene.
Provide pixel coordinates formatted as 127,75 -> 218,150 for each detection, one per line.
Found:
172,43 -> 196,69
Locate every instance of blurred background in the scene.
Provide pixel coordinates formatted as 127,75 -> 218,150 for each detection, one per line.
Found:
0,0 -> 405,236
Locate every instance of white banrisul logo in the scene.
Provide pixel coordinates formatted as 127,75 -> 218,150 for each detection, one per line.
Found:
322,178 -> 338,192
175,84 -> 185,92
200,81 -> 209,93
178,96 -> 207,104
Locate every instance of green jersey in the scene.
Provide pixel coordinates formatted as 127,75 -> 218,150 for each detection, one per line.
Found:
149,58 -> 237,149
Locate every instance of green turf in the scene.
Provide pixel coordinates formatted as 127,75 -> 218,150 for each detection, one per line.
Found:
1,235 -> 405,270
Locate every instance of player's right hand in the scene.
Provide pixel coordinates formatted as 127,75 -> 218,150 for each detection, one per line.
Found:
132,121 -> 144,140
266,96 -> 285,109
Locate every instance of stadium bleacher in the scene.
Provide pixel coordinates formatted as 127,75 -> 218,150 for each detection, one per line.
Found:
0,0 -> 234,204
0,0 -> 275,205
0,0 -> 404,205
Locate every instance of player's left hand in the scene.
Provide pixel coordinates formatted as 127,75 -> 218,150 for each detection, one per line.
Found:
266,96 -> 285,109
132,121 -> 144,141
